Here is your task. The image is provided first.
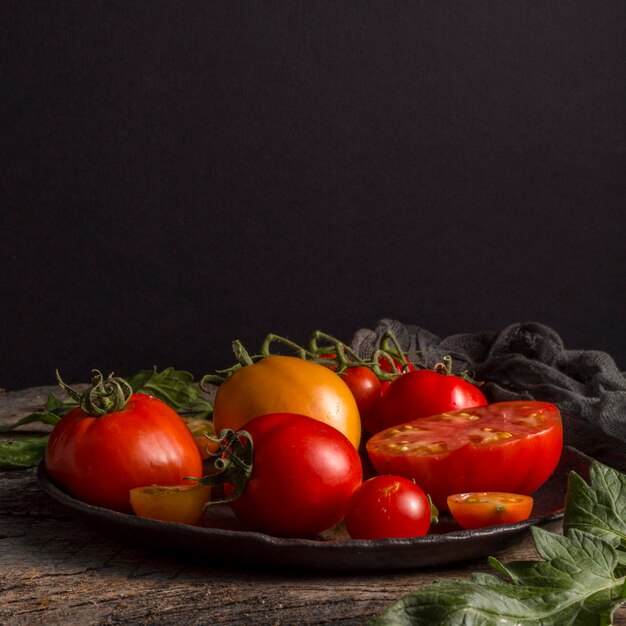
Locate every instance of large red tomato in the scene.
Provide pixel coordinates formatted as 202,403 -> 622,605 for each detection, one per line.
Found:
223,413 -> 362,537
212,356 -> 361,449
366,401 -> 563,510
367,367 -> 488,434
46,392 -> 203,513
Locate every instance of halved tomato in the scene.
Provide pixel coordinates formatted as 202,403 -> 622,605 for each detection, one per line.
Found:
366,401 -> 563,510
447,492 -> 534,529
129,484 -> 211,525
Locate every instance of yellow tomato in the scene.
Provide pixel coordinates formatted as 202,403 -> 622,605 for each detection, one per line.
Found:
213,356 -> 361,449
182,417 -> 219,460
129,484 -> 211,525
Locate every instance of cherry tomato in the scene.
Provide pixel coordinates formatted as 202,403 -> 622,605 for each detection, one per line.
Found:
367,401 -> 563,510
130,483 -> 212,525
46,393 -> 203,513
368,368 -> 488,434
340,367 -> 382,425
227,413 -> 362,537
378,354 -> 415,375
447,492 -> 534,529
344,475 -> 432,539
213,356 -> 361,449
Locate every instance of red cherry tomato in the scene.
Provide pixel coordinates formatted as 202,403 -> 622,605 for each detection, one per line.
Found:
339,367 -> 382,424
46,393 -> 203,513
367,401 -> 563,510
447,492 -> 534,529
228,413 -> 362,537
368,367 -> 488,434
344,475 -> 432,539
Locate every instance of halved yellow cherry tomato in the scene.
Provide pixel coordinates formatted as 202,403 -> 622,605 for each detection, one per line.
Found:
447,492 -> 534,529
130,484 -> 211,525
182,417 -> 219,460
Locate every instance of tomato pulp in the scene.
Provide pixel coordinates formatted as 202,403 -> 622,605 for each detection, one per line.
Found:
366,401 -> 563,510
447,492 -> 534,529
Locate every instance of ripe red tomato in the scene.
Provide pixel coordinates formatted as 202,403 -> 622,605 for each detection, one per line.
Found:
339,367 -> 382,425
344,475 -> 432,539
227,413 -> 362,537
367,401 -> 563,510
368,368 -> 488,433
46,393 -> 203,513
447,492 -> 534,529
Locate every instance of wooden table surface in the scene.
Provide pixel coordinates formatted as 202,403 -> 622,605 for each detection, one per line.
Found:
2,386 -> 625,626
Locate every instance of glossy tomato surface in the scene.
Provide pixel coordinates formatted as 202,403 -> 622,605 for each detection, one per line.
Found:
229,412 -> 362,537
46,393 -> 203,513
213,356 -> 361,448
130,484 -> 212,525
368,368 -> 487,434
340,367 -> 382,425
447,492 -> 534,529
367,401 -> 563,509
344,475 -> 431,539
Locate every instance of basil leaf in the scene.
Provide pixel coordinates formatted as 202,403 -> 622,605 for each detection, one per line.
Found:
0,436 -> 50,470
370,462 -> 626,626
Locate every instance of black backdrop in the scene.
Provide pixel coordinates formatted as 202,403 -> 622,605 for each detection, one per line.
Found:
2,2 -> 625,391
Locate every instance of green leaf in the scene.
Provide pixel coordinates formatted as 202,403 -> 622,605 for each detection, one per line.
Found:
564,463 -> 626,554
0,436 -> 50,470
126,367 -> 213,419
369,461 -> 626,626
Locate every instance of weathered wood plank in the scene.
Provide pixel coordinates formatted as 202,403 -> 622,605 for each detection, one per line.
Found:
1,387 -> 625,625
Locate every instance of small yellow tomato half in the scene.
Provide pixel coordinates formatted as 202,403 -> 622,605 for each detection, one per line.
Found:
129,484 -> 211,525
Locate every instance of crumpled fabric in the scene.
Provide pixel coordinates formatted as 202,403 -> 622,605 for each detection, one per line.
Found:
351,319 -> 626,467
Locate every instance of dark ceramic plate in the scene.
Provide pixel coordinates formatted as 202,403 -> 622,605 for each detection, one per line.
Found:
36,446 -> 589,572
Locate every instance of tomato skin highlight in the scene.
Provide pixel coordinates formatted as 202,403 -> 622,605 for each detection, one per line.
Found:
229,413 -> 362,537
447,492 -> 534,529
366,401 -> 563,510
213,356 -> 361,449
368,368 -> 488,434
344,475 -> 431,539
45,394 -> 204,513
130,484 -> 211,525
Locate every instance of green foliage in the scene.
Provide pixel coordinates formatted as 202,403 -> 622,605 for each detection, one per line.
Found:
369,461 -> 626,626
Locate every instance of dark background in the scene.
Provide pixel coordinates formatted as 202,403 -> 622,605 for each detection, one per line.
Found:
2,2 -> 625,391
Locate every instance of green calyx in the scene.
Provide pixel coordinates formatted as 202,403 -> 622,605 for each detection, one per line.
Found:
55,369 -> 133,417
433,355 -> 483,386
192,429 -> 254,504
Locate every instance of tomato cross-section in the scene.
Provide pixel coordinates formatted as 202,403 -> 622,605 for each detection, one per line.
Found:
366,401 -> 563,510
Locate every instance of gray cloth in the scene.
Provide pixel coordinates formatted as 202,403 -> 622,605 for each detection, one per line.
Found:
351,319 -> 626,466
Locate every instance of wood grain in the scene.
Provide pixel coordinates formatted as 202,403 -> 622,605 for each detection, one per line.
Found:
1,387 -> 625,625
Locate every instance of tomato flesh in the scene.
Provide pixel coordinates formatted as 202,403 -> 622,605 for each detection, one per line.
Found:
366,401 -> 563,510
344,475 -> 431,539
447,492 -> 534,529
130,484 -> 212,525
